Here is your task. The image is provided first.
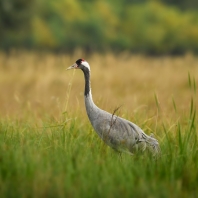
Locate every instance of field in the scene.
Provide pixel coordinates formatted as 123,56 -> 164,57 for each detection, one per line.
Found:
0,51 -> 198,197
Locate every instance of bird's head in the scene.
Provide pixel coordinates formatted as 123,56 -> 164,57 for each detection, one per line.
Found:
67,58 -> 90,71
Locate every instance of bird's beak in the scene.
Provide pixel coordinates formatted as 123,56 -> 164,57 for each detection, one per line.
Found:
66,63 -> 78,70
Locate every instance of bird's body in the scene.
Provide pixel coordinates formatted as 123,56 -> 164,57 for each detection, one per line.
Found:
67,59 -> 160,156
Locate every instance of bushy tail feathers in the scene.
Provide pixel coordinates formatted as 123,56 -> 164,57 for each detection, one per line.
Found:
146,134 -> 160,157
138,133 -> 160,157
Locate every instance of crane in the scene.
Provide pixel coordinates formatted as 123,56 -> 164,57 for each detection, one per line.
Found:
67,59 -> 160,156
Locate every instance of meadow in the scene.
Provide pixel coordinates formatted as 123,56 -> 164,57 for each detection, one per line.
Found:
0,51 -> 197,197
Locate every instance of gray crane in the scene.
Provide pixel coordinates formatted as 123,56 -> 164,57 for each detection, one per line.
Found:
67,58 -> 160,156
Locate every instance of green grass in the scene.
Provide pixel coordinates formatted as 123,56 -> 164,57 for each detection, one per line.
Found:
0,53 -> 198,197
0,103 -> 197,198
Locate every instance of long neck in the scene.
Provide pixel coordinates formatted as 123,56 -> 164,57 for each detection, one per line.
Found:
83,68 -> 91,97
82,67 -> 100,122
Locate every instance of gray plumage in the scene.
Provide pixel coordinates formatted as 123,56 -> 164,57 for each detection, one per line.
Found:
67,59 -> 160,156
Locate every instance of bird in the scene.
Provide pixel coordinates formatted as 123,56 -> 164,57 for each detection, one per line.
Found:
67,58 -> 160,156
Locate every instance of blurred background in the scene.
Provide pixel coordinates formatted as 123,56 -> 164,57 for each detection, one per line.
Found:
0,0 -> 198,122
1,0 -> 198,55
1,2 -> 198,197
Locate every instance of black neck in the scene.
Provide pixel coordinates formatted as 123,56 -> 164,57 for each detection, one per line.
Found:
82,67 -> 90,97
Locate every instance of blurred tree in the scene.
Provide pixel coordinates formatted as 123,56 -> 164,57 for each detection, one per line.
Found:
161,0 -> 198,10
122,0 -> 147,4
121,1 -> 198,54
0,0 -> 198,54
0,0 -> 34,48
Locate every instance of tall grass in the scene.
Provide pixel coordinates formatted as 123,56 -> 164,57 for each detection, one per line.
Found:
0,104 -> 197,197
0,52 -> 198,197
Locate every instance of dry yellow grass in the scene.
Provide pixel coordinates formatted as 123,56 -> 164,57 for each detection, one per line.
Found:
0,51 -> 197,127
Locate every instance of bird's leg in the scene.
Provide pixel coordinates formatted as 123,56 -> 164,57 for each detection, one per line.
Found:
113,148 -> 123,161
118,152 -> 123,161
